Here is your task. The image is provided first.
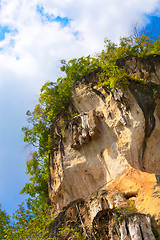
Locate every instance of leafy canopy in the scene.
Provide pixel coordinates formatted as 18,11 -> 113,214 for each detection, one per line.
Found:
0,204 -> 10,239
21,55 -> 98,209
2,202 -> 52,240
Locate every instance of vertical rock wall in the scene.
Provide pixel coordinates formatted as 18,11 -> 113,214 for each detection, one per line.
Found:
48,56 -> 160,239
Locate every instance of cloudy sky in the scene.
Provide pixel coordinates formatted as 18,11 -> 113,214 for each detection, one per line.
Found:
0,0 -> 160,216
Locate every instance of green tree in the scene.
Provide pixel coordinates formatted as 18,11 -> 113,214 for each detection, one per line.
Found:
20,152 -> 49,210
0,204 -> 10,239
150,36 -> 160,55
3,202 -> 52,240
21,55 -> 98,209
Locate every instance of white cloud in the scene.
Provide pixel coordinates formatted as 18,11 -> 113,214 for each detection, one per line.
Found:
0,0 -> 159,90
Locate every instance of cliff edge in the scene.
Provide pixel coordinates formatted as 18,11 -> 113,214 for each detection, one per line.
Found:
48,56 -> 160,239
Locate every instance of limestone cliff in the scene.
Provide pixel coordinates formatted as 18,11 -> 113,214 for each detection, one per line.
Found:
48,56 -> 160,239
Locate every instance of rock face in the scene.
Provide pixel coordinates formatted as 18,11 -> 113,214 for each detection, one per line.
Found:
49,195 -> 156,240
48,56 -> 160,239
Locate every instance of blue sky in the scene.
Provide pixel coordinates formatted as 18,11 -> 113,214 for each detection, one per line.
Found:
0,0 -> 160,217
144,15 -> 160,40
36,4 -> 71,26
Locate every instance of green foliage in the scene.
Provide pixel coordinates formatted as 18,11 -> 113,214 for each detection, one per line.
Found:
3,202 -> 53,240
20,151 -> 49,210
102,34 -> 160,61
150,37 -> 160,55
21,55 -> 98,208
0,204 -> 10,239
60,56 -> 98,82
97,33 -> 159,89
58,226 -> 86,240
134,34 -> 153,57
115,206 -> 134,220
101,36 -> 137,61
98,59 -> 128,89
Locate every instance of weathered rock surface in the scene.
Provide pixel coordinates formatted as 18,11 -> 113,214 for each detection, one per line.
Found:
49,191 -> 156,239
48,56 -> 160,239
